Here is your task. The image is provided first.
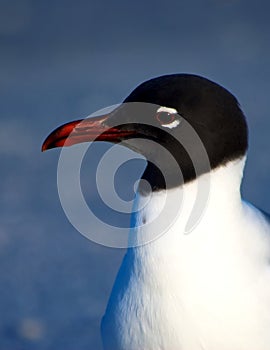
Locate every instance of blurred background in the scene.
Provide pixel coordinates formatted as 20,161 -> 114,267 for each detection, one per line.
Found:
1,0 -> 270,349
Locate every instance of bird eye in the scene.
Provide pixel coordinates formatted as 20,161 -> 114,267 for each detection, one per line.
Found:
156,112 -> 176,125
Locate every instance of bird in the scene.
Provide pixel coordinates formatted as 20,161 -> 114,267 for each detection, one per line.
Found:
42,74 -> 270,350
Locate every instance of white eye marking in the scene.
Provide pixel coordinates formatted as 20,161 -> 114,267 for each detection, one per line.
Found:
156,106 -> 181,129
162,119 -> 181,129
157,106 -> 178,114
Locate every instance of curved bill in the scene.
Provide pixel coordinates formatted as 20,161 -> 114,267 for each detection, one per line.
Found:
42,113 -> 136,152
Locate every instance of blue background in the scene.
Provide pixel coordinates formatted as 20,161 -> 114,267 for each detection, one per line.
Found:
1,0 -> 270,348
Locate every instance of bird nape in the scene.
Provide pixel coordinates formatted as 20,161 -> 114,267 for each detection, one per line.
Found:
43,74 -> 270,350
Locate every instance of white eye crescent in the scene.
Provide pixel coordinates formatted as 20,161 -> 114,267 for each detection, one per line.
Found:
162,119 -> 181,129
157,106 -> 178,114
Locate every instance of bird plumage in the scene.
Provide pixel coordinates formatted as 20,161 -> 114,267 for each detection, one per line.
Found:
42,74 -> 270,350
101,157 -> 270,350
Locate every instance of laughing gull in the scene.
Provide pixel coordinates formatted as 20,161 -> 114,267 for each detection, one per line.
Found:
43,74 -> 270,350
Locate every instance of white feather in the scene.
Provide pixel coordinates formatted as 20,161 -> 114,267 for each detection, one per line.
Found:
101,157 -> 270,350
157,106 -> 178,114
161,119 -> 181,129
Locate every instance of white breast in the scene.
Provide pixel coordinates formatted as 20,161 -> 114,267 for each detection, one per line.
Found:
101,158 -> 270,350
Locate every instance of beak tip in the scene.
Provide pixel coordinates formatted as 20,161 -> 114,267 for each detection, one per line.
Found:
42,136 -> 56,152
41,118 -> 85,153
41,140 -> 50,152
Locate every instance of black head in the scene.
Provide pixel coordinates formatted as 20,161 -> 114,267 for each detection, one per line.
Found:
43,74 -> 248,192
107,74 -> 248,191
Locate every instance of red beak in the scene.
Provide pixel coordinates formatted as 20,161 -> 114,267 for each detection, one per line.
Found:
42,113 -> 136,152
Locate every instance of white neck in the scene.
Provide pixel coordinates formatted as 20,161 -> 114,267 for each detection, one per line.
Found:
102,156 -> 270,350
129,157 -> 245,249
125,155 -> 269,300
